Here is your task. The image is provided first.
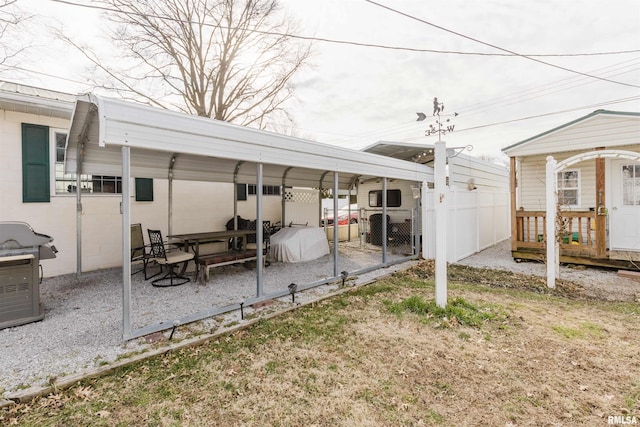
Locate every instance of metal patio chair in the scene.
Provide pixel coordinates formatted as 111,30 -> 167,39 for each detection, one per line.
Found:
147,229 -> 194,287
130,223 -> 158,280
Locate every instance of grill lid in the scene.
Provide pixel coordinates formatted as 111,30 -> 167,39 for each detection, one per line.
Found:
0,221 -> 54,249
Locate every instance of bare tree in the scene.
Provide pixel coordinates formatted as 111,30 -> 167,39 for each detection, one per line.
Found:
63,0 -> 311,128
0,0 -> 32,68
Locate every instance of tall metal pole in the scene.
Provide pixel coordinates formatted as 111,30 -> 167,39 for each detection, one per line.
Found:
382,177 -> 388,264
256,163 -> 264,297
545,156 -> 558,289
121,146 -> 132,340
333,172 -> 339,277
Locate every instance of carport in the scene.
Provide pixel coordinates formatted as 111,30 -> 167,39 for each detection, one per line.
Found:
65,93 -> 433,340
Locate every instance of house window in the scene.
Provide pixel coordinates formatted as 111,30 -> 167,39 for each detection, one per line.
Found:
368,189 -> 402,207
247,184 -> 281,196
622,164 -> 640,206
557,170 -> 580,207
52,130 -> 124,194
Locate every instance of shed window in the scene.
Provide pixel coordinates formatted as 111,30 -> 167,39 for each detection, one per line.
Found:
368,189 -> 401,207
557,170 -> 580,207
247,184 -> 281,196
51,129 -> 123,195
622,164 -> 640,206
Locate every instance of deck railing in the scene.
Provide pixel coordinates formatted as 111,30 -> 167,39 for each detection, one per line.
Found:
515,210 -> 597,257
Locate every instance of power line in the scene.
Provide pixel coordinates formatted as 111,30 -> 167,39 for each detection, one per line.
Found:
44,0 -> 640,58
363,0 -> 640,89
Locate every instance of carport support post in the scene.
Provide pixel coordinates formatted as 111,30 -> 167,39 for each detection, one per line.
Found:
421,180 -> 429,259
382,177 -> 388,264
256,163 -> 264,297
434,141 -> 447,308
545,156 -> 558,289
333,172 -> 339,277
121,146 -> 132,340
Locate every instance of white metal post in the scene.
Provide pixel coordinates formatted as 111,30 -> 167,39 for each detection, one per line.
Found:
333,172 -> 339,277
256,163 -> 264,296
382,177 -> 388,264
434,141 -> 447,308
421,180 -> 429,259
121,146 -> 132,340
545,156 -> 558,289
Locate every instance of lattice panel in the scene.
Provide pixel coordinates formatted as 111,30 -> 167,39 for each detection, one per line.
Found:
284,189 -> 318,204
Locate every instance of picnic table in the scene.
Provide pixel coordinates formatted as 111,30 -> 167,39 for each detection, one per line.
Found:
169,229 -> 256,280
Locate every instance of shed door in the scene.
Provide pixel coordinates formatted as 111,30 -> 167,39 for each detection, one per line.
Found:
609,161 -> 640,251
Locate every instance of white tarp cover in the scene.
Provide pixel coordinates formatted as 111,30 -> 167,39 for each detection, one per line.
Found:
269,227 -> 329,263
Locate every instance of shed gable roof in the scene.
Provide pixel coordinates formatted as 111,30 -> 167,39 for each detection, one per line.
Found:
502,110 -> 640,157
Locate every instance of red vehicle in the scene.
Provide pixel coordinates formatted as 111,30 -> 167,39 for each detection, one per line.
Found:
322,206 -> 359,226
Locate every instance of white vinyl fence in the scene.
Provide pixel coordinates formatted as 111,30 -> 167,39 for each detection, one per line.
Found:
423,187 -> 510,262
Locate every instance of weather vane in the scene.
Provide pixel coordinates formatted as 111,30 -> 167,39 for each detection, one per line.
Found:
416,97 -> 459,142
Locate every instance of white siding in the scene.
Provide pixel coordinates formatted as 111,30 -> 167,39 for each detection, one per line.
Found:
449,154 -> 509,190
517,146 -> 639,211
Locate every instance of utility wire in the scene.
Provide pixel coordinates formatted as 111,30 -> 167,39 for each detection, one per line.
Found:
364,0 -> 640,89
43,0 -> 640,58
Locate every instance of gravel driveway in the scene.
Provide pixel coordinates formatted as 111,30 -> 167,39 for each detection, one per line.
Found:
457,239 -> 640,302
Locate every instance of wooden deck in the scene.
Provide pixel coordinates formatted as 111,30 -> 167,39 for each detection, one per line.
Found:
512,210 -> 639,270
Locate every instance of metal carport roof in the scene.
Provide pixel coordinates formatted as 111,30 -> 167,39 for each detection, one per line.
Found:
66,94 -> 433,187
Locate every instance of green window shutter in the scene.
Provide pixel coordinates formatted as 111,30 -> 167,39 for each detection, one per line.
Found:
135,178 -> 154,201
22,124 -> 50,203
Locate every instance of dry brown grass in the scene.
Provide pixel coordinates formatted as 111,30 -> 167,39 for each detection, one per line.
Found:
3,261 -> 639,426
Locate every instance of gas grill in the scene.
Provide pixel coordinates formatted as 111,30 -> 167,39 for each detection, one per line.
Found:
0,221 -> 57,329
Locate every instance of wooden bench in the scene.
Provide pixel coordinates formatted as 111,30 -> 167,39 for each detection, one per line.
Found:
197,250 -> 258,283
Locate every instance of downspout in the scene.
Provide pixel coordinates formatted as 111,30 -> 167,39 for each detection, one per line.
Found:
347,175 -> 360,241
319,171 -> 330,227
281,167 -> 293,229
75,104 -> 97,278
233,162 -> 245,250
233,161 -> 244,232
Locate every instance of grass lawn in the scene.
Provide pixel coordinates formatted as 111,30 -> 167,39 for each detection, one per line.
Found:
2,261 -> 639,426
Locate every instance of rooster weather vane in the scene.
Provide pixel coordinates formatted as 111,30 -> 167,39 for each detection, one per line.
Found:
416,97 -> 459,142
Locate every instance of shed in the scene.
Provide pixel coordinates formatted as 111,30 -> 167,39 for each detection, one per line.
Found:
503,109 -> 640,268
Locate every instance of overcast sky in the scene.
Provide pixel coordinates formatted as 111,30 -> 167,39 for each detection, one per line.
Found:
7,0 -> 640,158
